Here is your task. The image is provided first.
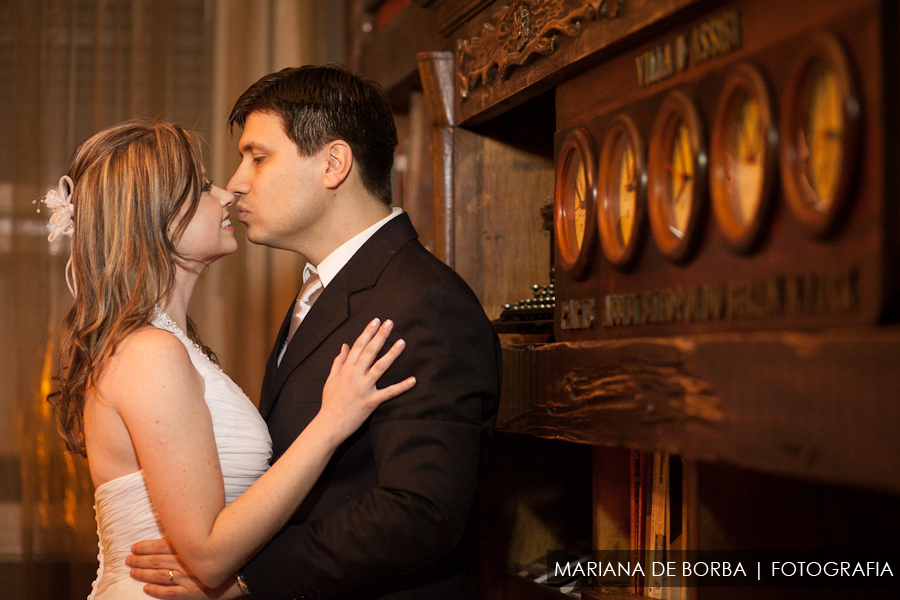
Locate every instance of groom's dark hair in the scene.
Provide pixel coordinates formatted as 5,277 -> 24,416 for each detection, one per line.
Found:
228,64 -> 398,205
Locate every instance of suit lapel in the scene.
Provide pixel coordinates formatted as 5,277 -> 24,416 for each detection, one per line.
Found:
263,213 -> 419,416
259,298 -> 295,418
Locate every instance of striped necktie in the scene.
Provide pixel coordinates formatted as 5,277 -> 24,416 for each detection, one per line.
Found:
278,269 -> 323,366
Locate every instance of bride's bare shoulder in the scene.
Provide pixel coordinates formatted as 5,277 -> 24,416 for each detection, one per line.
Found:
94,326 -> 200,401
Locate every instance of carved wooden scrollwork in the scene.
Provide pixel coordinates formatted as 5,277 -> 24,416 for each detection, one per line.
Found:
456,0 -> 623,99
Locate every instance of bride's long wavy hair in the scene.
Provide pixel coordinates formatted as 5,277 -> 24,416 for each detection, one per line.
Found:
51,119 -> 218,456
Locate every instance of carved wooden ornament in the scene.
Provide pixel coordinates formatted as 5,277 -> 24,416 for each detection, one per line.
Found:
456,0 -> 622,99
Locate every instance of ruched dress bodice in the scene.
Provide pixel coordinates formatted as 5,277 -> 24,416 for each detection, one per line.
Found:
88,309 -> 272,599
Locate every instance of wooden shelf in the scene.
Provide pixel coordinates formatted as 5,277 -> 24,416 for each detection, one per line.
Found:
498,326 -> 900,495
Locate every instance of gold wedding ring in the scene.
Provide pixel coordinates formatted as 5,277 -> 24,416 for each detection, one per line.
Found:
168,569 -> 174,583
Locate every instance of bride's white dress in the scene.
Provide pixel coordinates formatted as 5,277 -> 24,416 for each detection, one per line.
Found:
87,309 -> 272,599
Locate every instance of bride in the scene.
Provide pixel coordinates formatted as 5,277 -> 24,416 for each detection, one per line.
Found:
43,119 -> 415,599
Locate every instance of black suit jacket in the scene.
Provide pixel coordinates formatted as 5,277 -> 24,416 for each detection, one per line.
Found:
241,213 -> 501,599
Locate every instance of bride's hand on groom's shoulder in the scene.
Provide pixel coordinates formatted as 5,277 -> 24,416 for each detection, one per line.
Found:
127,538 -> 246,599
318,318 -> 416,442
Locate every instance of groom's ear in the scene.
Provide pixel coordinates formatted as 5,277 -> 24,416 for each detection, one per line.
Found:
323,141 -> 352,190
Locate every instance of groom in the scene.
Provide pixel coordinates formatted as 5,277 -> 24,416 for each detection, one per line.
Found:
129,66 -> 501,599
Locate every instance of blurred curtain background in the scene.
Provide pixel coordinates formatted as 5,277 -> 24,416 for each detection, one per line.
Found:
0,1 -> 346,597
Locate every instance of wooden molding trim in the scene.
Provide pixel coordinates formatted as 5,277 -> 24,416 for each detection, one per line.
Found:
416,51 -> 457,266
416,51 -> 456,127
456,0 -> 622,100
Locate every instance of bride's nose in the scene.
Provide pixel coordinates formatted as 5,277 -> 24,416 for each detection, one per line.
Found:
214,186 -> 235,208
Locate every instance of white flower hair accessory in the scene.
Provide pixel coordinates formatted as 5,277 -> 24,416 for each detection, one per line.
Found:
39,175 -> 76,242
35,175 -> 78,297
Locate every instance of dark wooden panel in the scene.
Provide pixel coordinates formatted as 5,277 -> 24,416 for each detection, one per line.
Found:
450,125 -> 554,319
498,327 -> 900,494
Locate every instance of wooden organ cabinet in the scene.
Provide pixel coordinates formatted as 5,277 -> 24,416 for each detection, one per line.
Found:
351,0 -> 900,598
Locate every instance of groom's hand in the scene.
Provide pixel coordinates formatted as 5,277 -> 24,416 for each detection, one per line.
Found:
127,538 -> 244,599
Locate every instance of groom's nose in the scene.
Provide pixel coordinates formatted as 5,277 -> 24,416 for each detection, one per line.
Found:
226,166 -> 249,195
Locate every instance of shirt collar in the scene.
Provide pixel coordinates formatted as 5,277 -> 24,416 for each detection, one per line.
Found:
310,207 -> 403,288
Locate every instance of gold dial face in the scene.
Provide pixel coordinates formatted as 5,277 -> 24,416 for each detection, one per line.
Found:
614,135 -> 637,248
781,33 -> 858,237
667,122 -> 695,238
711,64 -> 775,252
799,64 -> 843,212
649,90 -> 705,262
568,158 -> 587,250
599,115 -> 645,268
554,128 -> 597,277
727,92 -> 765,226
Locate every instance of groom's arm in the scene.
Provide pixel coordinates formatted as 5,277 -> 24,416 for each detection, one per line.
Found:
241,285 -> 501,599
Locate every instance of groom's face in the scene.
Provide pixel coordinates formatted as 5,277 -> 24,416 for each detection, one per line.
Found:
227,111 -> 328,252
